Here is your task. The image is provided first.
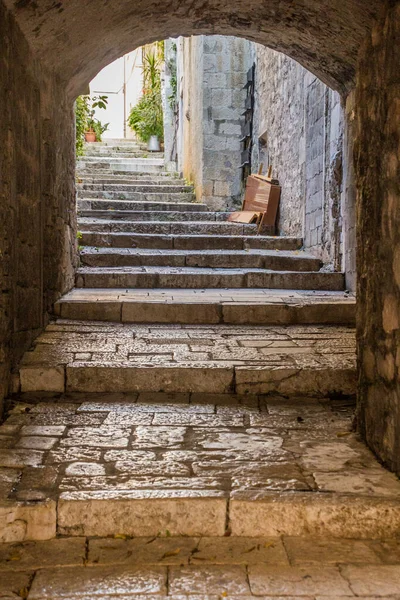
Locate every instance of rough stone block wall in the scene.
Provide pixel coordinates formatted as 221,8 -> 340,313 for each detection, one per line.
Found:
178,36 -> 204,200
0,1 -> 76,415
355,0 -> 400,476
180,36 -> 253,210
252,46 -> 344,271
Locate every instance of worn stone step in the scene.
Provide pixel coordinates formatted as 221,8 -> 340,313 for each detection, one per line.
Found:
85,139 -> 144,148
79,248 -> 322,271
81,151 -> 164,159
77,219 -> 258,235
5,392 -> 400,543
77,200 -> 207,213
77,190 -> 196,202
75,266 -> 344,290
54,288 -> 356,325
78,183 -> 193,194
80,232 -> 303,251
18,320 -> 355,397
78,210 -> 229,222
77,159 -> 164,174
76,172 -> 181,182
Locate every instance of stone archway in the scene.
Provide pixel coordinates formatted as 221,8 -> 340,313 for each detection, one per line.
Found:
3,0 -> 381,97
1,0 -> 399,475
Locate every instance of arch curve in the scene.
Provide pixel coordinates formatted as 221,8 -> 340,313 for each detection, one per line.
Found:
5,0 -> 381,97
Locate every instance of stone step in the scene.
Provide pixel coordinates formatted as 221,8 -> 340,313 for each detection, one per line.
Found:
54,288 -> 356,325
82,151 -> 164,159
78,201 -> 207,213
78,183 -> 193,193
80,155 -> 164,162
79,248 -> 322,271
79,232 -> 303,251
76,172 -> 180,181
83,143 -> 143,151
78,210 -> 229,222
75,266 -> 344,290
77,191 -> 195,202
5,392 -> 400,543
85,138 -> 144,147
77,219 -> 258,235
77,159 -> 164,174
18,321 -> 355,397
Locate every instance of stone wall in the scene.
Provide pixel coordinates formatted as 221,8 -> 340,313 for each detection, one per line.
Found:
179,35 -> 253,210
178,36 -> 204,201
252,46 -> 345,270
0,1 -> 76,415
355,0 -> 400,476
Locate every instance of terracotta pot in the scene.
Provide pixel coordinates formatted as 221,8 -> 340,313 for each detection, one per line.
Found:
85,131 -> 96,142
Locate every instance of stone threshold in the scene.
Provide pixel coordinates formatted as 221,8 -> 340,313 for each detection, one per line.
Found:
54,288 -> 356,325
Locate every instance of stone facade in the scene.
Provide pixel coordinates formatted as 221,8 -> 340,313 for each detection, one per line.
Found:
178,35 -> 253,210
252,46 -> 344,271
0,3 -> 76,415
355,1 -> 400,476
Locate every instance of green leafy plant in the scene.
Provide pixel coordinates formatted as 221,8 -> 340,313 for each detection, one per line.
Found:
87,95 -> 109,132
75,95 -> 109,153
92,119 -> 109,141
167,43 -> 178,111
75,96 -> 89,156
128,89 -> 163,142
128,44 -> 164,143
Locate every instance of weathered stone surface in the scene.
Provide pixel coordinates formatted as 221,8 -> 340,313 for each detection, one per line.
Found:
0,570 -> 34,598
0,500 -> 56,543
88,537 -> 198,566
341,565 -> 400,596
248,565 -> 352,596
58,492 -> 227,537
57,288 -> 356,326
18,321 -> 356,396
29,565 -> 167,598
0,537 -> 86,571
193,537 -> 289,565
284,536 -> 381,565
169,565 -> 250,595
0,393 -> 399,541
355,1 -> 400,478
230,492 -> 400,538
20,366 -> 65,393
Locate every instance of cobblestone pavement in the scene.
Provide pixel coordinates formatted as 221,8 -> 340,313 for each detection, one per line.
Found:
19,321 -> 356,395
2,393 -> 400,543
1,534 -> 400,598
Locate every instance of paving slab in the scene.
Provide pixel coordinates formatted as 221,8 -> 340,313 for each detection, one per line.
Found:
1,392 -> 400,541
18,321 -> 356,395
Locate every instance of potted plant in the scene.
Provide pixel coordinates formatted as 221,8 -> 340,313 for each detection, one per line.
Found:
128,45 -> 164,151
84,95 -> 109,142
128,89 -> 163,150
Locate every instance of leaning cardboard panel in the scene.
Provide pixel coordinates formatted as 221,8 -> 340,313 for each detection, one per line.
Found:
244,174 -> 281,234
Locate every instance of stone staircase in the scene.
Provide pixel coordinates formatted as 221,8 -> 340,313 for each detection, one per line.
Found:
65,139 -> 355,325
7,140 -> 393,552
